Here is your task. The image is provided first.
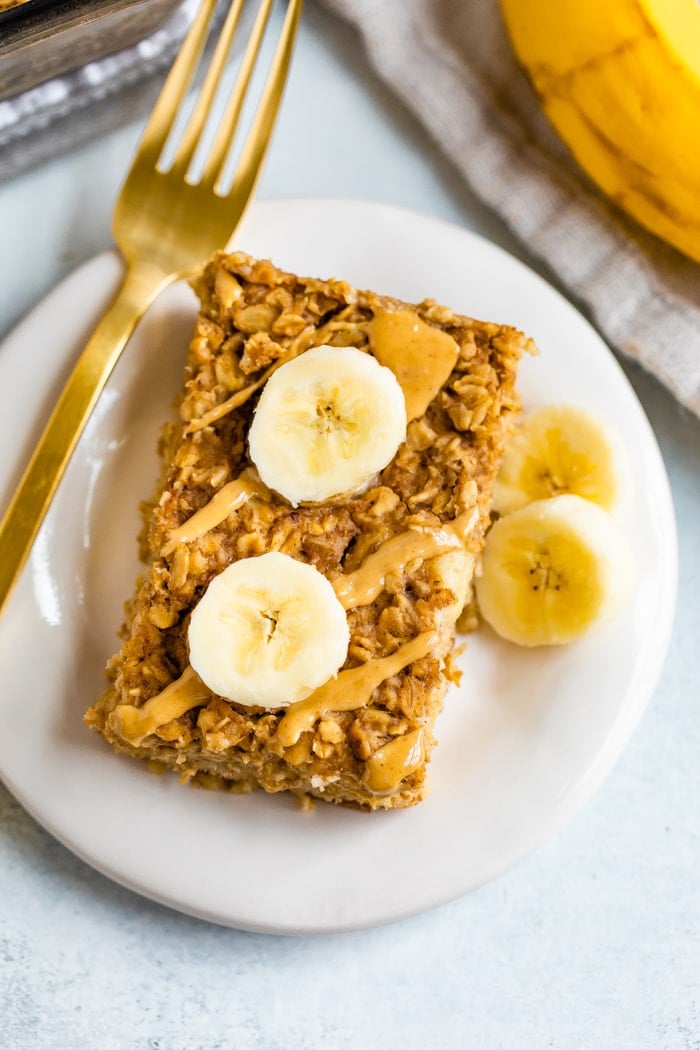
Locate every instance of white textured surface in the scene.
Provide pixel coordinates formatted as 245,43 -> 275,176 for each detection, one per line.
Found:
0,4 -> 698,1047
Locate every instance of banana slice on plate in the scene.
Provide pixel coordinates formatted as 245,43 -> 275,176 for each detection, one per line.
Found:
188,551 -> 350,708
493,404 -> 628,516
249,344 -> 407,505
475,494 -> 635,647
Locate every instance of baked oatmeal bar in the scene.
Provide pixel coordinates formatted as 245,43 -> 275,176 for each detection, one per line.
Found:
86,251 -> 529,809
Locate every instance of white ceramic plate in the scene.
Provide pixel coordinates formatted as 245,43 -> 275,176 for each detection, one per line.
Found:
0,199 -> 677,934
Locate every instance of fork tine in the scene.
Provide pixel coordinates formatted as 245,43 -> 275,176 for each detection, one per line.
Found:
200,0 -> 278,188
171,0 -> 246,175
136,0 -> 218,168
212,0 -> 303,198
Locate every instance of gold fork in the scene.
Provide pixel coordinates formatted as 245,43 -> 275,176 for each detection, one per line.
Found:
0,0 -> 303,616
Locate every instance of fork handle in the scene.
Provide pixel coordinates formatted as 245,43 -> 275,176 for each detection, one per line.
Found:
0,258 -> 174,617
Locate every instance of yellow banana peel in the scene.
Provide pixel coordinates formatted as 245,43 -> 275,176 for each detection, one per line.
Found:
500,0 -> 700,262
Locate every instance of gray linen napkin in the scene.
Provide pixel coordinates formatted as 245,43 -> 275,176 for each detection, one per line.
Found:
322,0 -> 700,418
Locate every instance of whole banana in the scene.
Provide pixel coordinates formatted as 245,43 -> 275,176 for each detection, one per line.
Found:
500,0 -> 700,262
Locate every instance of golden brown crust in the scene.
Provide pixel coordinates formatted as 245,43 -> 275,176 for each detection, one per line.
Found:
85,251 -> 529,809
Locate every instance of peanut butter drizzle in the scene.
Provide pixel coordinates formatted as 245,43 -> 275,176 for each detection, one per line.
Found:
334,529 -> 461,610
364,728 -> 425,794
115,667 -> 211,746
446,507 -> 480,544
276,630 -> 438,747
367,308 -> 459,421
185,370 -> 272,434
161,469 -> 268,556
333,509 -> 479,610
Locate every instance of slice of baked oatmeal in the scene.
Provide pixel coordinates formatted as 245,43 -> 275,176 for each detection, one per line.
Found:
85,251 -> 530,809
